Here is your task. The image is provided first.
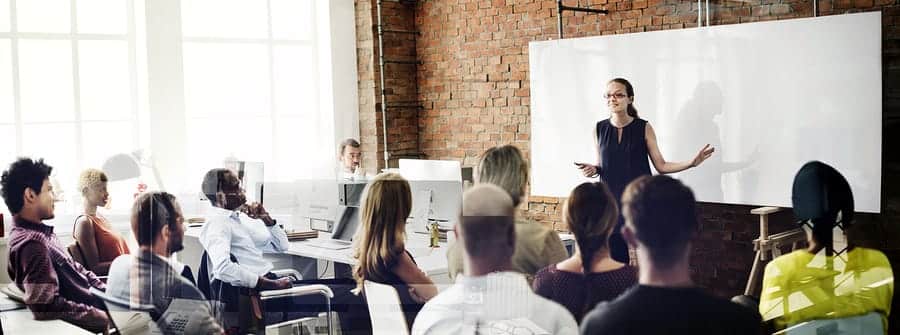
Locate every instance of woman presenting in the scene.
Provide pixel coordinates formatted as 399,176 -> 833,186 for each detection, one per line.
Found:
575,78 -> 714,263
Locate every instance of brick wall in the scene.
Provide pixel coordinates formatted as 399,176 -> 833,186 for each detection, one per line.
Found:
358,0 -> 900,329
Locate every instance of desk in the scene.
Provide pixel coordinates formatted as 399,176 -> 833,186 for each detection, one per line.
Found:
0,295 -> 93,334
183,226 -> 574,287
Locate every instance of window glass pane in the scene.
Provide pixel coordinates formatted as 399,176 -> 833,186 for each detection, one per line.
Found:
76,0 -> 126,34
273,45 -> 313,117
270,0 -> 313,40
0,125 -> 16,170
16,0 -> 70,33
81,120 -> 134,169
182,43 -> 269,118
0,0 -> 10,32
19,39 -> 74,122
21,123 -> 77,211
274,116 -> 332,180
181,0 -> 267,39
185,117 -> 271,187
79,40 -> 131,121
0,39 -> 13,122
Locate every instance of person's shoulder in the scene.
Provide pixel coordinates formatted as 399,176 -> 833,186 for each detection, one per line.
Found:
580,299 -> 628,333
693,289 -> 761,324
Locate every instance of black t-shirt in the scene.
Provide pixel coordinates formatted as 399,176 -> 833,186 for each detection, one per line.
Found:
580,285 -> 761,335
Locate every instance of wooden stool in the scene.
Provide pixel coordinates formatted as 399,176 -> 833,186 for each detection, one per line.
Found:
743,207 -> 807,297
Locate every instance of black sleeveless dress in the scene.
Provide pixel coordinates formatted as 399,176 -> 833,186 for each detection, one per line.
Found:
597,118 -> 652,262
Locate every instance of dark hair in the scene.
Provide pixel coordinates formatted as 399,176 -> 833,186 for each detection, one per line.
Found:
132,192 -> 178,246
201,168 -> 229,206
339,138 -> 361,155
565,182 -> 619,275
791,161 -> 855,251
622,175 -> 697,268
1,158 -> 53,214
609,78 -> 638,118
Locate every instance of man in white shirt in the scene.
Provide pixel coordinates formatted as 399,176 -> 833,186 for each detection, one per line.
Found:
199,168 -> 291,291
411,184 -> 578,335
338,138 -> 363,180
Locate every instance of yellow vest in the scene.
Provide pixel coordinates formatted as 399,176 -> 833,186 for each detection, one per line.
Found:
759,247 -> 893,330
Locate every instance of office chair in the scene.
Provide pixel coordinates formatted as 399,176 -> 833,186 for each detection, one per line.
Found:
364,281 -> 409,335
197,251 -> 335,335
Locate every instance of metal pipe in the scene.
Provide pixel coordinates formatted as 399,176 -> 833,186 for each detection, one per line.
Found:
376,0 -> 390,169
705,0 -> 710,26
557,0 -> 563,39
698,0 -> 702,28
813,0 -> 817,17
557,0 -> 608,39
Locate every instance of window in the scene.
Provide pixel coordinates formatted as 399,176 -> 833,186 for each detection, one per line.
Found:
0,0 -> 141,219
179,0 -> 324,185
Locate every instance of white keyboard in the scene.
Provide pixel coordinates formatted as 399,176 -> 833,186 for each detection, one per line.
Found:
303,239 -> 353,250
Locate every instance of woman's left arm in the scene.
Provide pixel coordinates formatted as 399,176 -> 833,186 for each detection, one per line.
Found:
646,123 -> 714,174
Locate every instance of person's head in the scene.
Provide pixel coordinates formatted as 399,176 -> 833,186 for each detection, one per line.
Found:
1,158 -> 55,219
621,175 -> 697,269
132,192 -> 185,255
353,173 -> 412,290
564,182 -> 619,273
476,145 -> 528,208
606,78 -> 638,118
791,161 -> 854,249
201,168 -> 246,210
339,138 -> 362,173
78,169 -> 108,209
458,184 -> 516,270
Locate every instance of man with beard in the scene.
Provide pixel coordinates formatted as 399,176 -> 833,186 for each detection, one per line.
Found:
2,158 -> 109,333
106,192 -> 223,334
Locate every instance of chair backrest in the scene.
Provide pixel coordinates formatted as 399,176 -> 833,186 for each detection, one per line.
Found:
364,280 -> 409,335
777,312 -> 884,335
90,287 -> 158,335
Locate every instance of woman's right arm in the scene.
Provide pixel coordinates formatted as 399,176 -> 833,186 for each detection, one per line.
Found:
74,217 -> 103,274
393,253 -> 438,303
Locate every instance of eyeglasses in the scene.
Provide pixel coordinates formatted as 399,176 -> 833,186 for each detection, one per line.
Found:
603,93 -> 628,100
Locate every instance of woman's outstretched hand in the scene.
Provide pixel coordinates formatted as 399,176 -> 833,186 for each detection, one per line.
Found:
575,162 -> 599,178
691,144 -> 715,168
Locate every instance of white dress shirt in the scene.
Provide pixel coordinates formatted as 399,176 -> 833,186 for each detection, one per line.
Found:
198,206 -> 290,288
411,271 -> 578,335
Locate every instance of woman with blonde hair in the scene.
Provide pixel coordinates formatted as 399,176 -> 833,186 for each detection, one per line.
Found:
73,168 -> 130,275
532,182 -> 637,322
447,144 -> 568,283
353,172 -> 437,331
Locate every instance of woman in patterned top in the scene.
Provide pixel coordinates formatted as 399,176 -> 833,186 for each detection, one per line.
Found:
533,181 -> 637,322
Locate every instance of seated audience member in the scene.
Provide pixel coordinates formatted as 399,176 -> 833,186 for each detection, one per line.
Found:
1,158 -> 109,333
412,184 -> 578,335
339,138 -> 364,180
73,168 -> 130,276
353,173 -> 438,331
199,168 -> 291,292
533,182 -> 637,322
447,145 -> 567,282
759,161 -> 893,330
107,192 -> 222,334
580,175 -> 760,334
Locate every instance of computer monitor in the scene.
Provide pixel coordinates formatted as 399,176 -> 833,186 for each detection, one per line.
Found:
407,180 -> 462,232
398,159 -> 462,182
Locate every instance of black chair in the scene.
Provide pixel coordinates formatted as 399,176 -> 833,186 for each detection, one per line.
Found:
197,251 -> 335,335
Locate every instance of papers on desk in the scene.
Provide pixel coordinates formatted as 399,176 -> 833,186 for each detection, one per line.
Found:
303,239 -> 353,250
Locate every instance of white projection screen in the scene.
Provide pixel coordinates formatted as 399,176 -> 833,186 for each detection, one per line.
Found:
530,12 -> 881,213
